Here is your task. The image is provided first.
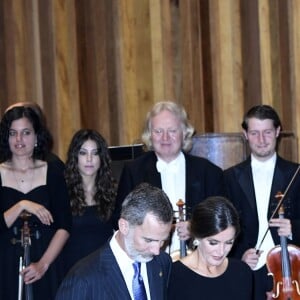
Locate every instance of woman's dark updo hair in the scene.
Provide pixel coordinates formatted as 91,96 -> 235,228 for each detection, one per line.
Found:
190,196 -> 240,239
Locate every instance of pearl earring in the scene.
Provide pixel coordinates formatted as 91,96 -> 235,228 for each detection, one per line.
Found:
193,239 -> 200,247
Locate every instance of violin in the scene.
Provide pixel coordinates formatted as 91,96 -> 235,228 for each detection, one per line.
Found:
170,199 -> 189,262
176,199 -> 187,258
266,192 -> 300,300
18,212 -> 34,300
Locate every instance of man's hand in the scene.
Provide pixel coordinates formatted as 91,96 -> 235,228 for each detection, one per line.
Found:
242,248 -> 262,270
269,217 -> 291,237
176,221 -> 190,241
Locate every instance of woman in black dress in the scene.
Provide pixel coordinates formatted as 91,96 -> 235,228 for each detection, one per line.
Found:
168,196 -> 253,300
62,129 -> 116,274
0,106 -> 72,300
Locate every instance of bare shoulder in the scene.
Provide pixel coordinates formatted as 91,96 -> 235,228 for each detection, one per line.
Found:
34,159 -> 47,169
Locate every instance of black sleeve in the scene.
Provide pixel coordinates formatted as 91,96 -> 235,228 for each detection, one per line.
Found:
47,163 -> 72,233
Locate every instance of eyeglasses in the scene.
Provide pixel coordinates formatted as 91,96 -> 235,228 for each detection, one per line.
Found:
151,128 -> 181,137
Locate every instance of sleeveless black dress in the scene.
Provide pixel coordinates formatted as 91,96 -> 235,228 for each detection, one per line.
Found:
0,163 -> 72,300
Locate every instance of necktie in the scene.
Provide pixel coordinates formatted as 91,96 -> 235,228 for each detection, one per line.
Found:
132,261 -> 147,300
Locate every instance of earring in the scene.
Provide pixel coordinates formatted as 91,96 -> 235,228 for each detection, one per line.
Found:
193,239 -> 200,247
35,142 -> 38,147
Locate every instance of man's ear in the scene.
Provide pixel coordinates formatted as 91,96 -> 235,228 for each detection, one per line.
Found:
276,126 -> 281,138
118,218 -> 129,235
242,129 -> 248,140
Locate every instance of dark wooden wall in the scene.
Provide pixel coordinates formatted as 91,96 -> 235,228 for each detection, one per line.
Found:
0,0 -> 299,162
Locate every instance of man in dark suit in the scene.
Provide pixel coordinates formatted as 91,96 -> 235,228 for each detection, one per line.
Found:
56,183 -> 173,300
114,101 -> 224,256
224,105 -> 300,300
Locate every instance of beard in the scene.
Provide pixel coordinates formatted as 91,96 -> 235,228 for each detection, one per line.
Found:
123,233 -> 154,263
253,148 -> 273,159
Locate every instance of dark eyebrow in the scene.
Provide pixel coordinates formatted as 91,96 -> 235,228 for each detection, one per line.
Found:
80,147 -> 98,151
143,237 -> 157,242
9,128 -> 32,131
143,236 -> 169,243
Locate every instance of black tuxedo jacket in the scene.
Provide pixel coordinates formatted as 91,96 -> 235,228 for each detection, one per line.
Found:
224,155 -> 300,258
56,243 -> 172,300
113,151 -> 225,228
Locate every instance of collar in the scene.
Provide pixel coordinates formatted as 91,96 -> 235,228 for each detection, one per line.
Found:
251,153 -> 276,170
110,231 -> 134,270
156,152 -> 184,173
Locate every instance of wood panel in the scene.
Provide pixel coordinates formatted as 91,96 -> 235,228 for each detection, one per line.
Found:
0,0 -> 299,162
208,0 -> 244,132
75,0 -> 118,144
289,0 -> 300,162
258,0 -> 273,105
117,0 -> 153,144
52,0 -> 80,159
240,0 -> 261,109
190,131 -> 297,170
278,0 -> 293,130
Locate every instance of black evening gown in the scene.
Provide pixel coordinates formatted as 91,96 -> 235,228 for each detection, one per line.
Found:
62,205 -> 114,275
168,258 -> 253,300
0,163 -> 72,300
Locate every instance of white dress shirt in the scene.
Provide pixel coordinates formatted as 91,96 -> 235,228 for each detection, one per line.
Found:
252,153 -> 276,270
110,231 -> 150,299
156,152 -> 186,254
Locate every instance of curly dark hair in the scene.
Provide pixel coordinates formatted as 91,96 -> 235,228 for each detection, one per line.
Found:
65,129 -> 117,220
0,106 -> 51,163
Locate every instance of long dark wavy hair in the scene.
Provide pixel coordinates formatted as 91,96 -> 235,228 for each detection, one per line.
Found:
0,106 -> 51,163
65,129 -> 117,220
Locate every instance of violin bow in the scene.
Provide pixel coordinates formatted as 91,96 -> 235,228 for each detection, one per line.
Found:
256,164 -> 300,254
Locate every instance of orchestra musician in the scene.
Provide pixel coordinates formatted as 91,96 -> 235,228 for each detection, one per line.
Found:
4,101 -> 65,171
0,105 -> 72,300
224,105 -> 300,299
62,129 -> 117,275
114,101 -> 225,256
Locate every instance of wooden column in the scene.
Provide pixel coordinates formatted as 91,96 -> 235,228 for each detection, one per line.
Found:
288,1 -> 300,160
209,0 -> 244,131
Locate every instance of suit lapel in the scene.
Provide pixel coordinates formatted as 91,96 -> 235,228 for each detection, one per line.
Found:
184,154 -> 201,209
269,163 -> 284,214
237,156 -> 295,218
185,154 -> 194,204
144,152 -> 162,188
268,156 -> 297,216
236,158 -> 257,212
100,245 -> 131,299
146,258 -> 165,300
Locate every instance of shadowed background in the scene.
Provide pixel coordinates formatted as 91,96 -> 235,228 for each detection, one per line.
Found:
0,0 -> 299,163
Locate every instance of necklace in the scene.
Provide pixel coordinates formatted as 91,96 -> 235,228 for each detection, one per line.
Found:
12,167 -> 35,192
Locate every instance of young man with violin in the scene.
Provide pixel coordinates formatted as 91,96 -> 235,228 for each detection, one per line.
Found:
224,105 -> 300,300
